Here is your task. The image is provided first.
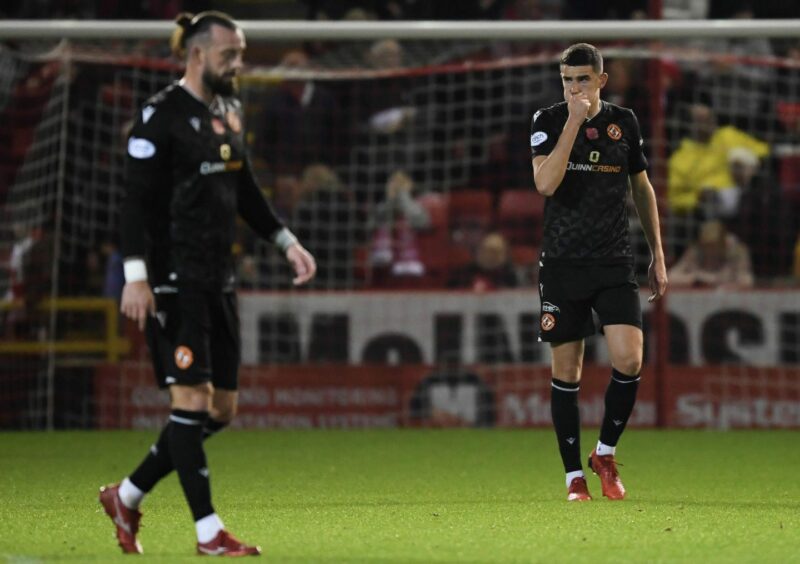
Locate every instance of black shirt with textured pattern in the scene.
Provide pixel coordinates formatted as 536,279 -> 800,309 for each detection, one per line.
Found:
121,83 -> 284,291
530,100 -> 647,263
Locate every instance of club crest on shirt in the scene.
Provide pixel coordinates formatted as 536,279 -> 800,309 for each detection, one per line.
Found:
607,123 -> 622,141
211,117 -> 226,135
541,313 -> 556,331
226,111 -> 242,133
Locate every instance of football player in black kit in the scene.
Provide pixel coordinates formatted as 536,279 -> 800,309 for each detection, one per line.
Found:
99,11 -> 316,555
530,44 -> 667,501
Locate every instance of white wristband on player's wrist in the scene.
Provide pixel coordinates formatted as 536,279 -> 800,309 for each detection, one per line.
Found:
272,227 -> 299,253
123,258 -> 148,283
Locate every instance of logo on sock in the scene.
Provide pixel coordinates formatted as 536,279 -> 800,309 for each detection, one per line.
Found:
566,437 -> 576,445
175,346 -> 194,370
198,467 -> 210,478
613,419 -> 623,426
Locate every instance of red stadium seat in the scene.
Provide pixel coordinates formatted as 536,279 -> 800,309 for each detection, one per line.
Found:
511,245 -> 540,286
447,190 -> 494,227
497,189 -> 545,246
447,190 -> 494,250
779,156 -> 800,203
417,192 -> 449,231
777,101 -> 800,132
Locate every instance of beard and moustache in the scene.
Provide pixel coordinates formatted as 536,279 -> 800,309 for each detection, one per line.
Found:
202,67 -> 237,97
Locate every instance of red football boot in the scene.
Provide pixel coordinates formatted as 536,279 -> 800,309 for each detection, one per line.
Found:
98,483 -> 143,554
588,450 -> 626,500
567,476 -> 592,501
197,530 -> 261,557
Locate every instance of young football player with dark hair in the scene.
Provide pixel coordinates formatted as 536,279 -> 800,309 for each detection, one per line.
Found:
530,43 -> 668,502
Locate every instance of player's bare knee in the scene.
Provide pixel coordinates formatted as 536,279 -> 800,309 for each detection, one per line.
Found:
210,402 -> 237,423
170,382 -> 213,411
615,356 -> 642,377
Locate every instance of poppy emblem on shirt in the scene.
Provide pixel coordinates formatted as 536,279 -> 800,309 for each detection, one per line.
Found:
541,313 -> 556,331
586,127 -> 598,140
175,346 -> 194,370
226,111 -> 242,134
607,123 -> 622,141
211,118 -> 226,135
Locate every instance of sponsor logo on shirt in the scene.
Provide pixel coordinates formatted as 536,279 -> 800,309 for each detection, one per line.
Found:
127,137 -> 156,159
199,160 -> 243,175
530,131 -> 548,147
566,161 -> 622,173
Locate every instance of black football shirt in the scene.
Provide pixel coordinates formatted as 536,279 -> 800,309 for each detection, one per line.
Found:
121,83 -> 284,291
530,101 -> 647,263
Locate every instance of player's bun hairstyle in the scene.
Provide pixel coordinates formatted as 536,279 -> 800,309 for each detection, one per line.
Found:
560,43 -> 603,74
170,11 -> 238,59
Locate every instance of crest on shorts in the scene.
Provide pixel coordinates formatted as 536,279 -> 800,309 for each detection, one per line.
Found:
175,346 -> 194,370
607,123 -> 622,141
226,111 -> 242,134
211,117 -> 226,135
541,313 -> 556,331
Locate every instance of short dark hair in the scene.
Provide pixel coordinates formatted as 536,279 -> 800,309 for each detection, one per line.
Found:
170,11 -> 238,59
560,43 -> 603,74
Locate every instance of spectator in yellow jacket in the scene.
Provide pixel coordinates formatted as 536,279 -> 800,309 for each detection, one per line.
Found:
668,103 -> 769,216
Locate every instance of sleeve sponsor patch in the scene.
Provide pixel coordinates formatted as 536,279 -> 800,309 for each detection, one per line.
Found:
530,131 -> 548,147
128,137 -> 156,159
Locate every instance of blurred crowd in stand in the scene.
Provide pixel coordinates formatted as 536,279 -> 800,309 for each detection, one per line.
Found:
2,0 -> 800,305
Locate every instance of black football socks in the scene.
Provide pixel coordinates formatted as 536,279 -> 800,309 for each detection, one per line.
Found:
551,378 -> 582,473
128,415 -> 229,498
169,409 -> 215,521
598,368 -> 641,450
128,422 -> 174,495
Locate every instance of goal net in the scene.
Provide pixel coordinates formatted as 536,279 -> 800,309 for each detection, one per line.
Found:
1,29 -> 799,429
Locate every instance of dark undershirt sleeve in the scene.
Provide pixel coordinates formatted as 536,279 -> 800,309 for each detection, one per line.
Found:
627,110 -> 648,174
120,106 -> 170,261
237,155 -> 285,241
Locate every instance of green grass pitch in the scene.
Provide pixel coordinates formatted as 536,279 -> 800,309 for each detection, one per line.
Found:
1,429 -> 798,563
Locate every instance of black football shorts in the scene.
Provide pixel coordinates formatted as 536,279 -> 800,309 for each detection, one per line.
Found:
145,288 -> 241,390
537,259 -> 642,343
